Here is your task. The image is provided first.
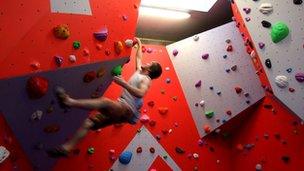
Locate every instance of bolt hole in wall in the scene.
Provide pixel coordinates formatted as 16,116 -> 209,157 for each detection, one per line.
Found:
0,0 -> 303,171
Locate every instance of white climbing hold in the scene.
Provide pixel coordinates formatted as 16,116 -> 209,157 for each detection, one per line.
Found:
165,67 -> 170,71
215,129 -> 221,134
216,159 -> 220,164
193,35 -> 199,41
125,39 -> 133,48
0,146 -> 10,163
255,164 -> 262,171
69,55 -> 76,63
250,50 -> 256,58
275,75 -> 288,88
31,110 -> 43,121
259,3 -> 273,14
199,100 -> 205,107
193,153 -> 199,159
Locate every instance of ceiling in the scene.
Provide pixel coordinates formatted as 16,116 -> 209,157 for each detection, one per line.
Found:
136,0 -> 233,45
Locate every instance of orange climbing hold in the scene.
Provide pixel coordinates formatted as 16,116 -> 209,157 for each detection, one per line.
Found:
53,24 -> 70,39
114,41 -> 124,55
158,107 -> 169,115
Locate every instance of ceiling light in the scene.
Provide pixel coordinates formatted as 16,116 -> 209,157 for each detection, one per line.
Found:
139,6 -> 191,20
140,0 -> 218,12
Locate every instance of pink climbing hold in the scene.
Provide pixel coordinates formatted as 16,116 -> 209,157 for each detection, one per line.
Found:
195,80 -> 202,88
172,49 -> 178,56
147,48 -> 153,53
295,73 -> 304,82
201,53 -> 209,60
140,114 -> 150,124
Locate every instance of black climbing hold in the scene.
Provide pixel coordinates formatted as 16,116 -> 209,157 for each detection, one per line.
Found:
265,59 -> 272,69
281,155 -> 290,163
261,20 -> 271,28
175,147 -> 185,154
294,0 -> 302,5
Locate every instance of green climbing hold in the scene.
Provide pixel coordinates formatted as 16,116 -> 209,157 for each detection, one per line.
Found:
73,41 -> 81,49
87,147 -> 95,154
271,22 -> 289,43
205,111 -> 214,118
111,65 -> 122,76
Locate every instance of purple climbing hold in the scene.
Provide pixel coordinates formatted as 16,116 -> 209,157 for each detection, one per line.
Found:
245,17 -> 251,22
93,27 -> 108,41
258,42 -> 265,49
54,55 -> 63,67
243,8 -> 251,14
295,73 -> 304,82
202,53 -> 209,60
217,91 -> 221,95
223,55 -> 228,59
209,86 -> 214,90
195,80 -> 202,88
172,49 -> 178,56
226,69 -> 231,73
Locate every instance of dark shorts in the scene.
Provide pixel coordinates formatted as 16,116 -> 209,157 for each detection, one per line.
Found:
89,101 -> 134,130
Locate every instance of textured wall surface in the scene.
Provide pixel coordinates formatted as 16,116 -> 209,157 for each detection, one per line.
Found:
166,22 -> 265,137
233,0 -> 304,119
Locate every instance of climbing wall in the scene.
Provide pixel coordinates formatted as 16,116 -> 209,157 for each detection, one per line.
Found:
0,58 -> 128,170
52,45 -> 233,171
233,0 -> 304,119
166,22 -> 265,137
111,126 -> 181,171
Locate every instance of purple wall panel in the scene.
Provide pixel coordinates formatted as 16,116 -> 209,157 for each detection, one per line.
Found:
0,57 -> 128,170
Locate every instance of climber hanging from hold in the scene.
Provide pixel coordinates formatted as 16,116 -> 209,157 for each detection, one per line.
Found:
47,38 -> 162,158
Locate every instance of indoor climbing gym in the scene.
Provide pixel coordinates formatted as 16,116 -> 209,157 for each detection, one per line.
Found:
0,0 -> 303,171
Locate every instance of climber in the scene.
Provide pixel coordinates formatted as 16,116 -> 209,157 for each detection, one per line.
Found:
47,38 -> 162,158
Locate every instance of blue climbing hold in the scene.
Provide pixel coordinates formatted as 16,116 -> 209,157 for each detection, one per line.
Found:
119,151 -> 132,165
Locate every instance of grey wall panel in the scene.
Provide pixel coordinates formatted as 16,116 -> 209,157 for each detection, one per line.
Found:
166,22 -> 265,137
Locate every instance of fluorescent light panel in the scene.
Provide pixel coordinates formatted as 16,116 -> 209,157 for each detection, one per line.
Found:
140,0 -> 218,12
139,6 -> 191,20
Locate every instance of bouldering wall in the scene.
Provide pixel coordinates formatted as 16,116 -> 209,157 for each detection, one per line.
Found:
166,22 -> 265,137
228,1 -> 304,171
53,45 -> 234,171
232,0 -> 304,119
0,0 -> 139,170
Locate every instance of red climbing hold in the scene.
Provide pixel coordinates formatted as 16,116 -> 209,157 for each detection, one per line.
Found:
83,48 -> 90,56
149,120 -> 156,127
83,71 -> 96,83
147,101 -> 155,107
158,107 -> 169,115
226,45 -> 233,52
26,76 -> 49,99
235,87 -> 242,94
203,125 -> 211,133
136,147 -> 142,153
289,88 -> 295,92
114,41 -> 124,55
30,61 -> 41,70
226,110 -> 232,116
149,147 -> 155,153
43,124 -> 60,133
